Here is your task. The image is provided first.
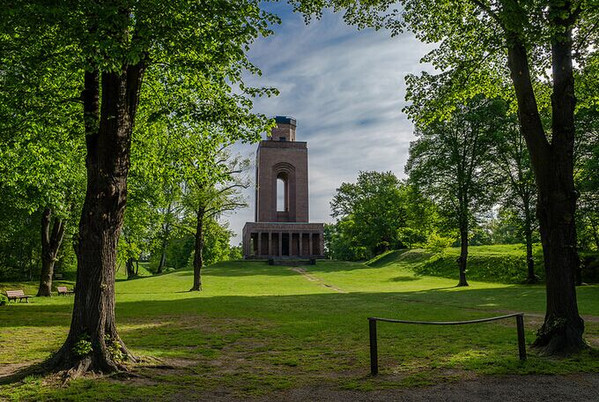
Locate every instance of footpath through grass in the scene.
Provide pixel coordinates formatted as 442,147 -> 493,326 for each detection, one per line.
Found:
1,250 -> 598,400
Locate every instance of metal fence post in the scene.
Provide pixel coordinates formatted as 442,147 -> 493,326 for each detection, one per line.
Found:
516,314 -> 527,361
369,318 -> 378,375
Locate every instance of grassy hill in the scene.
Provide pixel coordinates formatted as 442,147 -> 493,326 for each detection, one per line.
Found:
367,245 -> 545,284
1,255 -> 598,400
368,245 -> 599,284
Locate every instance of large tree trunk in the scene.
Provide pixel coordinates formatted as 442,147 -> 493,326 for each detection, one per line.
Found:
523,202 -> 537,284
190,206 -> 205,291
49,64 -> 144,375
457,221 -> 469,287
37,208 -> 67,297
505,3 -> 585,354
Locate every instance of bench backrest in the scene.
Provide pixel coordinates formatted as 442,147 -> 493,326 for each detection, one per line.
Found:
57,286 -> 68,292
6,290 -> 25,297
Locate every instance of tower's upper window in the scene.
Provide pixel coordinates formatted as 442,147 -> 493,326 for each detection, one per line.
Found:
276,173 -> 288,212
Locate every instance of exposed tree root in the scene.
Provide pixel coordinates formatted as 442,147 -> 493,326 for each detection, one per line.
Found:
532,317 -> 588,356
44,336 -> 136,383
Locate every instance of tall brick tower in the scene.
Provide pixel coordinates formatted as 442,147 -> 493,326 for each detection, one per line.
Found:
243,116 -> 324,259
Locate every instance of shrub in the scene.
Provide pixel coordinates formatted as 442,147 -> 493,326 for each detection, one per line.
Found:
424,232 -> 454,253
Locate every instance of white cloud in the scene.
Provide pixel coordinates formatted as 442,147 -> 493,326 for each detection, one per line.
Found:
225,8 -> 435,244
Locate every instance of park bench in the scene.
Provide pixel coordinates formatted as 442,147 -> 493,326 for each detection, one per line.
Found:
5,290 -> 32,303
57,286 -> 74,296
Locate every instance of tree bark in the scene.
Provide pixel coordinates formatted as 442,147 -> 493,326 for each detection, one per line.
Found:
523,202 -> 537,284
190,206 -> 205,291
157,212 -> 172,274
157,250 -> 166,274
126,257 -> 136,280
37,208 -> 67,297
505,2 -> 585,354
158,200 -> 175,274
49,62 -> 145,375
457,221 -> 469,287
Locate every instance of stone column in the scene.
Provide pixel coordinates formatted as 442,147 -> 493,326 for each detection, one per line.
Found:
288,232 -> 293,257
309,233 -> 313,257
258,232 -> 262,257
268,232 -> 272,256
320,233 -> 324,257
279,232 -> 283,256
299,233 -> 303,257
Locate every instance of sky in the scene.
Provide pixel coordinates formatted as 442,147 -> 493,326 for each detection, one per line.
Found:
226,4 -> 435,244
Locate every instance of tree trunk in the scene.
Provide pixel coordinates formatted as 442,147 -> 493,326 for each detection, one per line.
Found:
37,208 -> 67,297
157,201 -> 174,274
457,222 -> 469,287
49,63 -> 145,375
505,4 -> 585,354
157,250 -> 166,274
126,258 -> 136,280
523,202 -> 537,284
190,206 -> 205,291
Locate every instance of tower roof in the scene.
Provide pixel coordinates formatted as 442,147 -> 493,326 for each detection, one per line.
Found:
275,116 -> 296,126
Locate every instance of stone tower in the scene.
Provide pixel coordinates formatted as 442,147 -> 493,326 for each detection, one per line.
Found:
243,116 -> 324,259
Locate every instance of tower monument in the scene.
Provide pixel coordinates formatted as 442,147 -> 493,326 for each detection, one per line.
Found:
242,116 -> 324,259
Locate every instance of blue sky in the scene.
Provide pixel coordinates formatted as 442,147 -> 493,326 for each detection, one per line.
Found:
227,4 -> 435,243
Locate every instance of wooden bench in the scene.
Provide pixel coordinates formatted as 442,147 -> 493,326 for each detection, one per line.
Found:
57,286 -> 74,296
6,290 -> 32,303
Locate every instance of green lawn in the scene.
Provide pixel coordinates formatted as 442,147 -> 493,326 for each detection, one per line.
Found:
1,250 -> 598,400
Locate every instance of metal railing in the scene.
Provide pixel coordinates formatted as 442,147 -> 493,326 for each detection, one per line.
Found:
368,313 -> 526,375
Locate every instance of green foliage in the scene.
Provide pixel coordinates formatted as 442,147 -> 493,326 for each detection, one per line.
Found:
163,236 -> 195,271
327,171 -> 408,260
228,246 -> 243,261
406,96 -> 503,241
202,219 -> 236,266
423,232 -> 455,253
0,0 -> 279,285
0,207 -> 42,281
575,52 -> 599,252
72,335 -> 93,357
104,335 -> 125,364
0,293 -> 7,306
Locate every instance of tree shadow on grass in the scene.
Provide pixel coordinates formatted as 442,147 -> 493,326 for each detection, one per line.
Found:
2,286 -> 599,389
389,276 -> 420,282
0,362 -> 45,385
207,260 -> 382,276
4,286 -> 593,330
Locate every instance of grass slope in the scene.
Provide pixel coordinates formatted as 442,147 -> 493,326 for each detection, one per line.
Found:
1,253 -> 598,400
367,246 -> 546,284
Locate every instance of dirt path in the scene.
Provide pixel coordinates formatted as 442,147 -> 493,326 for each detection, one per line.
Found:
186,373 -> 599,402
289,267 -> 347,293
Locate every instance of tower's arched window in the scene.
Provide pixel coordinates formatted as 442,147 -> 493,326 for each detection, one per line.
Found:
276,173 -> 288,212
